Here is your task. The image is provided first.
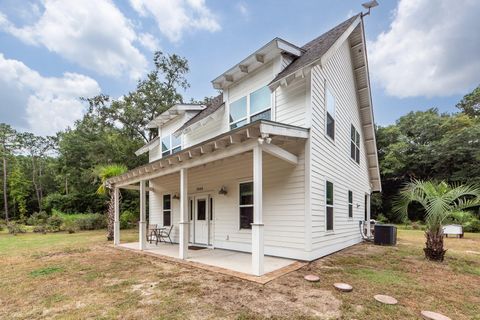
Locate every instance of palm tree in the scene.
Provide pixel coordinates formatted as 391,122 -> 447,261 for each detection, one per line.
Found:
95,164 -> 128,241
393,180 -> 480,261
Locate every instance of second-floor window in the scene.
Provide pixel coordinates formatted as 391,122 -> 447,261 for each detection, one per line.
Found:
350,125 -> 360,164
229,86 -> 271,129
325,85 -> 335,140
161,134 -> 181,157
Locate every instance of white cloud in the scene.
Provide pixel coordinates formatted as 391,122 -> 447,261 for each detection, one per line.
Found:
0,0 -> 148,79
0,53 -> 101,136
129,0 -> 220,42
369,0 -> 480,98
236,2 -> 249,18
138,32 -> 161,52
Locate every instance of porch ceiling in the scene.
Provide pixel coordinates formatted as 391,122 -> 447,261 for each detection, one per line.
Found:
108,120 -> 309,188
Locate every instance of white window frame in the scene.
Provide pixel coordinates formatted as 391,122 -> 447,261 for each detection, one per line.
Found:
350,124 -> 360,164
238,180 -> 254,230
348,190 -> 353,219
161,134 -> 182,158
229,86 -> 272,130
163,194 -> 172,227
325,180 -> 334,232
324,82 -> 335,142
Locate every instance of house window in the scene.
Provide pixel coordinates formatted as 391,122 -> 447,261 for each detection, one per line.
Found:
229,86 -> 271,129
325,86 -> 335,140
163,194 -> 171,226
326,181 -> 334,231
209,197 -> 213,220
351,125 -> 360,164
161,134 -> 181,157
239,182 -> 253,229
348,190 -> 353,218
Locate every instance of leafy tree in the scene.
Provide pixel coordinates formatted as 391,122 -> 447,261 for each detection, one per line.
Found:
393,180 -> 480,261
94,164 -> 127,240
456,85 -> 480,118
8,159 -> 30,221
0,124 -> 19,221
84,51 -> 190,142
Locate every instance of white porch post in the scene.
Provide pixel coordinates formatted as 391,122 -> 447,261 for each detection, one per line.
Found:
139,180 -> 147,250
252,144 -> 264,276
179,168 -> 189,259
113,187 -> 120,246
366,193 -> 372,238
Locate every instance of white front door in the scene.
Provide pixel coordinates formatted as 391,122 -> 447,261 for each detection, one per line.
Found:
194,196 -> 209,245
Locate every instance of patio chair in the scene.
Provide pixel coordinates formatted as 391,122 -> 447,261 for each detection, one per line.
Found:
157,225 -> 174,245
146,224 -> 157,244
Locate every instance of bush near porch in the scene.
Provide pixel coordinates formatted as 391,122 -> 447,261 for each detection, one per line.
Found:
0,229 -> 478,319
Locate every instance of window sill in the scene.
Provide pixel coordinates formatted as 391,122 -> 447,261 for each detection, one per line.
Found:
349,157 -> 360,167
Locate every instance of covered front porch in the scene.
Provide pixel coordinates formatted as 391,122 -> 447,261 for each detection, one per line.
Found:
108,120 -> 309,277
118,241 -> 305,283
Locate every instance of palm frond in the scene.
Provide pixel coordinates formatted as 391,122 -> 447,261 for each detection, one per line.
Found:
94,164 -> 128,195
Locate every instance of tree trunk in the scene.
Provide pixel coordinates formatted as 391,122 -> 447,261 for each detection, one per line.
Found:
106,189 -> 121,241
2,156 -> 8,222
423,229 -> 446,261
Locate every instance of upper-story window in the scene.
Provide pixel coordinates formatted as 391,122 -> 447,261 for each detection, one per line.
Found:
350,125 -> 360,164
229,86 -> 271,130
161,134 -> 181,157
325,85 -> 335,140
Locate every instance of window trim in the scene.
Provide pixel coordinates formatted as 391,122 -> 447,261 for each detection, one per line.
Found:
238,180 -> 254,230
350,124 -> 361,165
161,134 -> 182,158
163,194 -> 172,227
324,82 -> 335,142
229,86 -> 272,130
348,190 -> 353,219
325,180 -> 334,232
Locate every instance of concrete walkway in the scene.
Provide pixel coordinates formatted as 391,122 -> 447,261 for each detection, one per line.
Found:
118,242 -> 305,284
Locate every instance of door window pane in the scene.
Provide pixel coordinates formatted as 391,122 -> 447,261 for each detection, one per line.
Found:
197,199 -> 206,220
240,207 -> 253,229
229,96 -> 247,123
250,86 -> 271,114
239,182 -> 253,205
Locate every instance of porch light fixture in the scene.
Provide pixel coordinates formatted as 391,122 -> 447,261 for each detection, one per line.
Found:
361,0 -> 379,17
218,186 -> 228,196
172,193 -> 180,200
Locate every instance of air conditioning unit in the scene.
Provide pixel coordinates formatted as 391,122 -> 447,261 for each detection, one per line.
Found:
374,224 -> 397,246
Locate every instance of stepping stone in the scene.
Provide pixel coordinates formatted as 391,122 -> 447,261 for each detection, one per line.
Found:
333,283 -> 353,292
374,294 -> 398,305
304,274 -> 320,282
421,311 -> 451,320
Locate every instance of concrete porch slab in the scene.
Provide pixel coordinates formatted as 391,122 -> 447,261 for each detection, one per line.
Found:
116,242 -> 306,284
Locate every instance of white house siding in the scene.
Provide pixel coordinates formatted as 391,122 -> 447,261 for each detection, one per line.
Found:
147,141 -> 307,260
308,39 -> 371,260
274,77 -> 307,127
183,112 -> 227,148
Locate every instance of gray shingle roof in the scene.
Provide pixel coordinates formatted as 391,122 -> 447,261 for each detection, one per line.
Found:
175,93 -> 224,134
269,14 -> 361,85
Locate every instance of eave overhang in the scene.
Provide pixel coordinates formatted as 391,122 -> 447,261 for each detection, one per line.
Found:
212,38 -> 304,90
146,104 -> 206,129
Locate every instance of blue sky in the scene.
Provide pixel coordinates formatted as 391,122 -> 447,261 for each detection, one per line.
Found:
0,0 -> 478,135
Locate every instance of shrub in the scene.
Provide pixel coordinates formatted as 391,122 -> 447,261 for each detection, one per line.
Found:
7,222 -> 27,235
33,225 -> 47,234
120,210 -> 138,229
43,192 -> 106,214
63,220 -> 78,234
464,217 -> 480,233
27,211 -> 49,226
411,221 -> 422,230
446,211 -> 480,233
0,222 -> 5,232
376,214 -> 389,224
46,215 -> 63,232
74,214 -> 106,230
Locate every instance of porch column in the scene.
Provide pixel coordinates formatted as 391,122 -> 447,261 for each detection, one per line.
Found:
139,180 -> 147,250
113,187 -> 120,246
179,168 -> 189,259
366,193 -> 372,238
252,144 -> 264,276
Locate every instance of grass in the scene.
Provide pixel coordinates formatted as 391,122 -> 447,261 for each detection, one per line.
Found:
0,229 -> 479,319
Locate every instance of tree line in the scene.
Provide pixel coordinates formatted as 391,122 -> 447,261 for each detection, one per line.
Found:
0,49 -> 479,224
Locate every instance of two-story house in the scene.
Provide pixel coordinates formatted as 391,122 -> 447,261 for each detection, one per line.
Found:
108,14 -> 381,277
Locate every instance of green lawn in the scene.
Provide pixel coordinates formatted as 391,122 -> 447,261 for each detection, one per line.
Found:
0,229 -> 479,319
